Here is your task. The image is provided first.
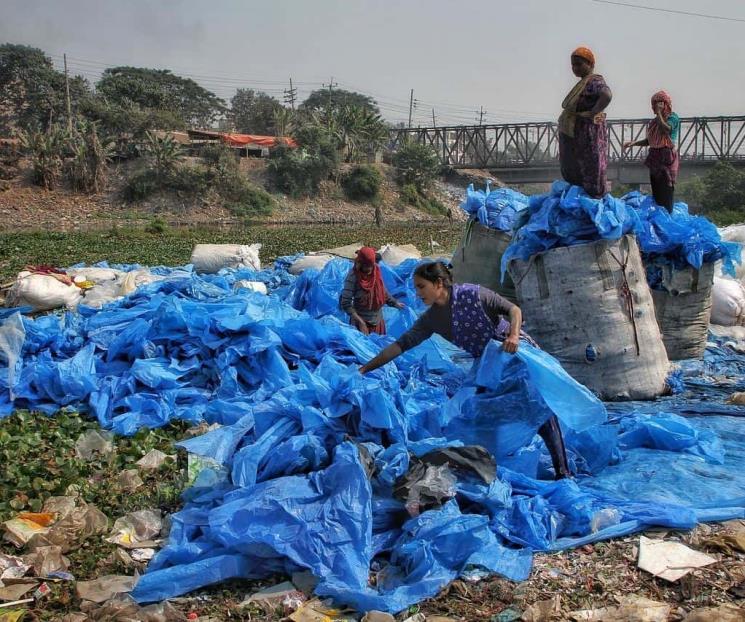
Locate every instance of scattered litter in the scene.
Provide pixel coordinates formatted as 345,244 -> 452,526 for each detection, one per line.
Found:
0,609 -> 27,622
79,594 -> 186,620
3,513 -> 54,548
32,582 -> 50,600
22,498 -> 108,553
683,603 -> 745,622
0,581 -> 36,602
698,520 -> 745,555
0,554 -> 30,580
131,549 -> 156,563
520,595 -> 561,622
493,608 -> 522,622
74,429 -> 114,460
637,536 -> 716,582
568,595 -> 670,621
24,544 -> 68,577
360,611 -> 395,622
76,575 -> 138,603
107,510 -> 162,549
401,613 -> 426,622
288,598 -> 356,621
241,581 -> 306,613
136,450 -> 174,470
727,392 -> 745,405
116,469 -> 144,492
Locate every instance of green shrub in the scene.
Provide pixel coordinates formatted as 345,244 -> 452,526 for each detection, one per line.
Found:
145,216 -> 168,234
398,182 -> 447,216
392,141 -> 440,191
400,183 -> 420,206
18,124 -> 67,189
341,165 -> 382,201
268,126 -> 340,197
220,174 -> 275,217
122,168 -> 160,201
168,165 -> 212,196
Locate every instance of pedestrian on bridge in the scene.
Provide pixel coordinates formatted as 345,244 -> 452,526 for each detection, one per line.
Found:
622,91 -> 680,211
558,46 -> 613,198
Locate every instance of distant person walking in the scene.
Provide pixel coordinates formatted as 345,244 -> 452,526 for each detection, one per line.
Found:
558,46 -> 613,198
622,91 -> 680,211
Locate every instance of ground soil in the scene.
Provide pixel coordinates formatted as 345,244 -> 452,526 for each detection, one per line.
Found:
0,158 -> 467,232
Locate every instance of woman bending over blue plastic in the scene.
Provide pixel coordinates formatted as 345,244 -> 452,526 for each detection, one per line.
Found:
360,261 -> 571,479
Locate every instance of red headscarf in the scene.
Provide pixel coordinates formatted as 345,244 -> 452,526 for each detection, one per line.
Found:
354,247 -> 386,310
647,91 -> 674,148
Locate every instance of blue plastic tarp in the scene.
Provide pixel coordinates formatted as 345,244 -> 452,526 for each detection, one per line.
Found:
1,257 -> 744,613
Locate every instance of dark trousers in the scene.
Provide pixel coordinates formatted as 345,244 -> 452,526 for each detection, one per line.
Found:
538,415 -> 571,479
650,172 -> 674,211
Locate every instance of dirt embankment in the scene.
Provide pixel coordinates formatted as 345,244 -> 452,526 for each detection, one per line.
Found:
0,158 -> 467,233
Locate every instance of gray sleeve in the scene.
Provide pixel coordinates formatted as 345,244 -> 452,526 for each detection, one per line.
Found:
395,311 -> 435,353
340,271 -> 357,315
479,287 -> 516,326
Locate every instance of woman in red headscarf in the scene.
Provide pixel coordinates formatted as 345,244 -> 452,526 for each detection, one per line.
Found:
623,91 -> 681,211
558,46 -> 613,198
340,246 -> 404,335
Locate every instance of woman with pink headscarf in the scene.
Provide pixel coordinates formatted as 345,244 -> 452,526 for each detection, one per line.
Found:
623,91 -> 681,211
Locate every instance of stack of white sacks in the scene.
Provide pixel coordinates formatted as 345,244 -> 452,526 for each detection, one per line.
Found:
713,224 -> 745,327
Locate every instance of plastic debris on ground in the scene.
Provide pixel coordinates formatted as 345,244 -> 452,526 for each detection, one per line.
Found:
636,535 -> 716,582
1,254 -> 745,614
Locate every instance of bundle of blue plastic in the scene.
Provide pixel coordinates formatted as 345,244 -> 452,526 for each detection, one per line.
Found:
459,183 -> 530,232
0,258 -> 744,613
493,181 -> 741,281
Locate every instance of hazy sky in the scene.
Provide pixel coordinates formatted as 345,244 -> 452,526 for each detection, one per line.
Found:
2,0 -> 744,125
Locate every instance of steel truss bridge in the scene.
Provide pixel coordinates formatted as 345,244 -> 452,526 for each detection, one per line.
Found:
388,116 -> 745,183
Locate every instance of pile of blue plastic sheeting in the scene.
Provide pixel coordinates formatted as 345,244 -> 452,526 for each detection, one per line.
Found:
1,258 -> 744,613
491,181 -> 741,280
459,183 -> 530,232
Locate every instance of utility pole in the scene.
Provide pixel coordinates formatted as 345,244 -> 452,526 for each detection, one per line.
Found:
283,78 -> 297,110
63,53 -> 73,133
408,89 -> 414,128
479,106 -> 485,126
432,108 -> 436,128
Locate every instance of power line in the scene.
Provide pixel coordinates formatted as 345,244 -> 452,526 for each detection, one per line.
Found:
590,0 -> 745,23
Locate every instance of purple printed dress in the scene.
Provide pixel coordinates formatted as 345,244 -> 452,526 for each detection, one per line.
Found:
450,284 -> 536,357
558,74 -> 609,198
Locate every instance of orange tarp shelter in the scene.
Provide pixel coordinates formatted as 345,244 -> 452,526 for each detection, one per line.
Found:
188,130 -> 297,148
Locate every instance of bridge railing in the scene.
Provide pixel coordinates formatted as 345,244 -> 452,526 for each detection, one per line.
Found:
388,116 -> 745,169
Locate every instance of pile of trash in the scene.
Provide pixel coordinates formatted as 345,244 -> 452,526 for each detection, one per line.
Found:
459,183 -> 529,232
1,249 -> 745,614
490,181 -> 741,280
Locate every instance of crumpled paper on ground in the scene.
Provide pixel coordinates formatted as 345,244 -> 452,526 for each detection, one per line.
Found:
569,595 -> 671,621
637,536 -> 717,582
106,510 -> 162,549
76,575 -> 138,603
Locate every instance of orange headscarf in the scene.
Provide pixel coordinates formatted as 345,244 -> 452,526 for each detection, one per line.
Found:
647,91 -> 675,149
571,46 -> 595,66
651,90 -> 673,118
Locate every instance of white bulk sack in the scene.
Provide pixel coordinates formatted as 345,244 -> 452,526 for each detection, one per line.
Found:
190,244 -> 262,274
234,280 -> 268,295
288,254 -> 334,275
380,244 -> 421,267
711,277 -> 745,326
7,272 -> 82,311
67,267 -> 124,282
